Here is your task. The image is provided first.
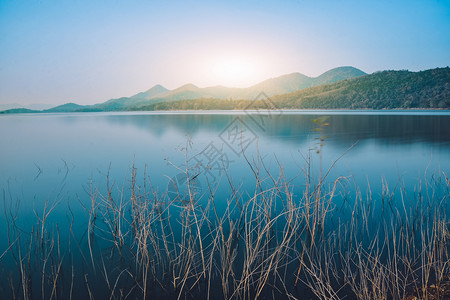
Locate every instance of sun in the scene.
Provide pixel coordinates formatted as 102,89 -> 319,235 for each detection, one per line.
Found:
210,56 -> 260,87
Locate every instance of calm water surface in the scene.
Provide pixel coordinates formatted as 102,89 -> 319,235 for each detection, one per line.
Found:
1,111 -> 449,199
1,110 -> 448,223
0,110 -> 449,298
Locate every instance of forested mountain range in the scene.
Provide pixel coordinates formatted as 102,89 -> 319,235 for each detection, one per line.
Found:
2,67 -> 449,113
122,67 -> 450,111
81,66 -> 366,111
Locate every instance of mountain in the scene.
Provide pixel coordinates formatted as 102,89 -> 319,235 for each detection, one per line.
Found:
104,66 -> 366,110
44,103 -> 87,113
130,84 -> 169,100
0,108 -> 39,114
87,85 -> 169,111
41,66 -> 365,112
270,67 -> 450,109
314,66 -> 367,85
152,67 -> 366,102
244,67 -> 366,99
245,73 -> 313,97
4,66 -> 448,113
131,67 -> 450,111
157,83 -> 204,100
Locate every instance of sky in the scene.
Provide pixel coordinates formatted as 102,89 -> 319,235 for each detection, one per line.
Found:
0,0 -> 449,106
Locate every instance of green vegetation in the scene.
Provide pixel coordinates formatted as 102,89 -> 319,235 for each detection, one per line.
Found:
129,67 -> 450,110
43,102 -> 87,113
1,67 -> 449,114
133,97 -> 252,111
0,108 -> 38,114
272,67 -> 450,109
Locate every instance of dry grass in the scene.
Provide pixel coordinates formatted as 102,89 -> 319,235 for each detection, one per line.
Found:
0,152 -> 448,299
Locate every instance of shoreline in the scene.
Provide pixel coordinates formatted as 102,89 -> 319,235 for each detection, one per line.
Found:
2,107 -> 450,116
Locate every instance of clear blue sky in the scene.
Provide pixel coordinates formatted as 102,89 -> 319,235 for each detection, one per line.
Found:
1,0 -> 449,105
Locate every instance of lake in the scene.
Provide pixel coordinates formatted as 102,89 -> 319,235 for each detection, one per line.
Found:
0,110 -> 449,299
1,111 -> 449,207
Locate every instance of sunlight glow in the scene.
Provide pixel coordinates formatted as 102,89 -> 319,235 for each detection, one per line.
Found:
209,56 -> 260,87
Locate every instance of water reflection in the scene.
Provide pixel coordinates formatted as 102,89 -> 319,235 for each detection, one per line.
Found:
98,112 -> 450,148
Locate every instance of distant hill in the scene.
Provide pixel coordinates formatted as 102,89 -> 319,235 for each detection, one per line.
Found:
146,66 -> 366,103
158,83 -> 204,100
314,66 -> 367,85
247,67 -> 366,98
2,66 -> 448,113
68,66 -> 366,112
130,84 -> 169,100
0,108 -> 39,114
131,67 -> 450,111
243,73 -> 313,98
87,85 -> 170,112
43,103 -> 87,113
271,67 -> 450,109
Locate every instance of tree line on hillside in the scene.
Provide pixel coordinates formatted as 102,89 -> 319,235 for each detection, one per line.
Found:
126,67 -> 449,111
1,67 -> 449,114
272,68 -> 450,109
